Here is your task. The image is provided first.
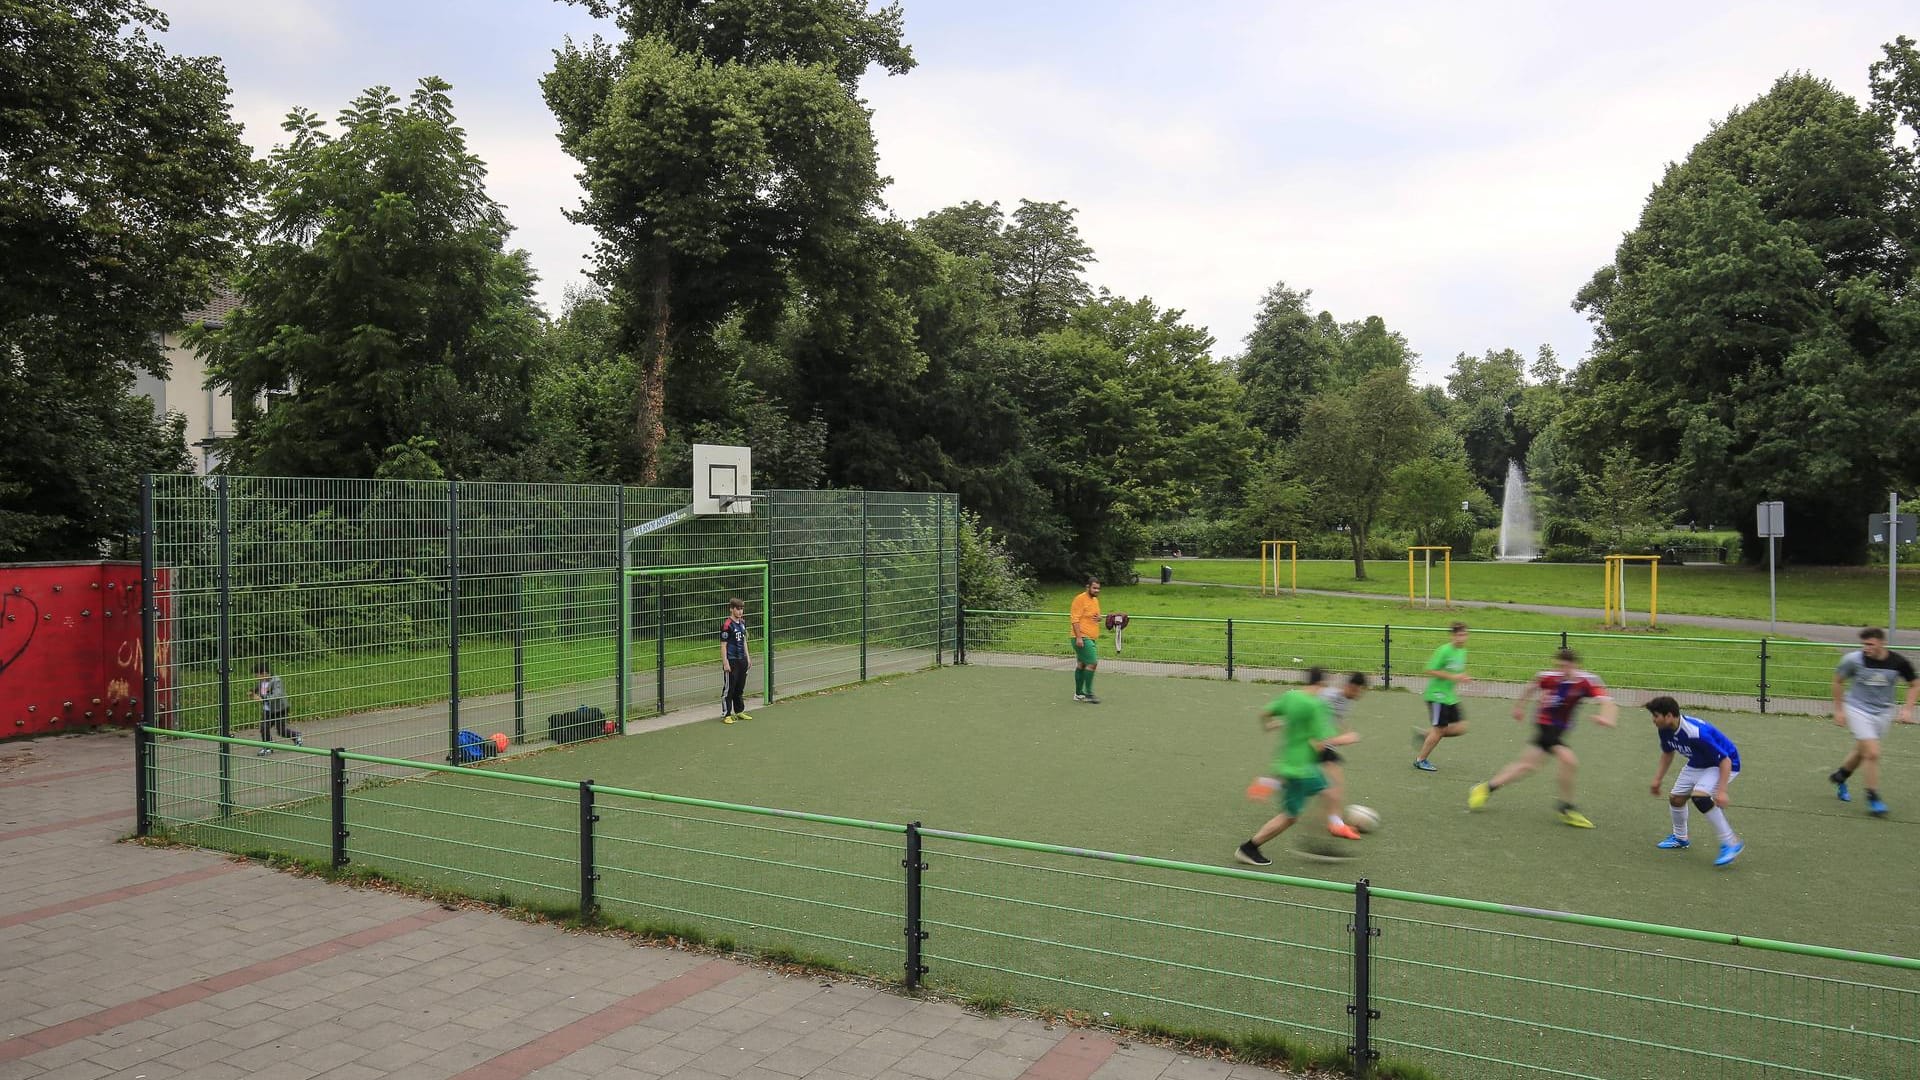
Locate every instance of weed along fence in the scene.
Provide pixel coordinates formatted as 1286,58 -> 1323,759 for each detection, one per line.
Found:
959,610 -> 1857,716
139,474 -> 958,766
137,724 -> 1920,1080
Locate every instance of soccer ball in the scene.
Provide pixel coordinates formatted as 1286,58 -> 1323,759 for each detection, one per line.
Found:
1346,805 -> 1381,833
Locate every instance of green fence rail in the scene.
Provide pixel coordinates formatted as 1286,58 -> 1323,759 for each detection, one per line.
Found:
139,725 -> 1920,1080
140,475 -> 958,766
958,609 -> 1857,717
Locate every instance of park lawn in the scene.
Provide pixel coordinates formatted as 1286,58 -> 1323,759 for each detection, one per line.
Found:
1133,558 -> 1916,629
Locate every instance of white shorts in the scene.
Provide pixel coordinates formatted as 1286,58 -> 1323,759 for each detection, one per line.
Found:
1670,765 -> 1736,798
1846,706 -> 1893,742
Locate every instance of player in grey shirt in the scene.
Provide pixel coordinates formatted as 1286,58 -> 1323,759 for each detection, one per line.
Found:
1318,673 -> 1370,837
1829,628 -> 1918,816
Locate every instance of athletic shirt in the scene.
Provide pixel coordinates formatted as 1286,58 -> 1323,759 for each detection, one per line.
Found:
258,676 -> 287,714
1835,649 -> 1915,718
1423,643 -> 1466,705
1532,669 -> 1606,730
1658,715 -> 1741,772
720,616 -> 748,661
1318,684 -> 1353,724
1069,591 -> 1102,639
1269,690 -> 1335,779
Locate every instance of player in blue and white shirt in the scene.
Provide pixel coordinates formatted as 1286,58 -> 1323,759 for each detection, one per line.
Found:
1644,696 -> 1743,866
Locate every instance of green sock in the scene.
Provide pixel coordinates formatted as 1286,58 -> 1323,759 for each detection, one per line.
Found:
1085,671 -> 1095,696
1074,669 -> 1085,696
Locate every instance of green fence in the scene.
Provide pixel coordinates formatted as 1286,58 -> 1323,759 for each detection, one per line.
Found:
137,724 -> 1920,1080
959,610 -> 1855,716
140,476 -> 957,765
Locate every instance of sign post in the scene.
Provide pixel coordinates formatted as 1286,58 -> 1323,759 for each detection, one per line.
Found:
1870,497 -> 1917,645
1756,501 -> 1784,634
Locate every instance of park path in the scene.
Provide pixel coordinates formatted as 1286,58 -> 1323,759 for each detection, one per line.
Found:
1149,579 -> 1869,642
0,730 -> 1302,1080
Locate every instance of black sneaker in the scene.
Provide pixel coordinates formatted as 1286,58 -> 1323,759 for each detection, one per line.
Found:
1083,694 -> 1101,705
290,733 -> 303,747
1234,841 -> 1271,867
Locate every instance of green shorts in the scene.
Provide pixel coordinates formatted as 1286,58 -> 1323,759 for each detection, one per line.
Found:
1279,772 -> 1329,817
1073,639 -> 1099,666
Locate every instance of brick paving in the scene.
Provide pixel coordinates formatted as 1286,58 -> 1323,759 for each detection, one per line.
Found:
0,731 -> 1301,1080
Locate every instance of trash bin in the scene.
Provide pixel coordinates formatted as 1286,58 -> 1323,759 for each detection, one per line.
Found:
1160,565 -> 1172,584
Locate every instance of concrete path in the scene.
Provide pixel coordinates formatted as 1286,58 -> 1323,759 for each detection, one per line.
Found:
1150,580 -> 1865,642
0,732 -> 1301,1080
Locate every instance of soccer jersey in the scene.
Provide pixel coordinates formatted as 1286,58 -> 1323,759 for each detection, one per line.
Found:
1658,715 -> 1741,772
1835,650 -> 1915,718
1424,643 -> 1466,705
1318,684 -> 1353,724
1532,669 -> 1607,730
257,676 -> 288,717
720,616 -> 749,662
1268,689 -> 1335,779
1069,592 -> 1102,640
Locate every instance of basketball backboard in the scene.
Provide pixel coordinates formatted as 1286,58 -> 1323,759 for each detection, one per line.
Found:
693,444 -> 754,515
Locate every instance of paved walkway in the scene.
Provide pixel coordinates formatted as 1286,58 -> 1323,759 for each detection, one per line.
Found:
0,732 -> 1299,1080
1151,579 -> 1865,641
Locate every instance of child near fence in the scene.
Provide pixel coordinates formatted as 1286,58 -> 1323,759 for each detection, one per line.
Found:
253,662 -> 301,755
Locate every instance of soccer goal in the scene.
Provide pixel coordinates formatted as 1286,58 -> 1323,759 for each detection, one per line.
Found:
1603,554 -> 1661,628
1260,540 -> 1297,596
1407,546 -> 1452,608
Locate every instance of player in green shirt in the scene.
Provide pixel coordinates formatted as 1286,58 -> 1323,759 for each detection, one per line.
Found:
1414,622 -> 1471,772
1235,668 -> 1361,866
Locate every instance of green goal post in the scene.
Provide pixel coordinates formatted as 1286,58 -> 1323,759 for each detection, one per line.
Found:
617,561 -> 771,730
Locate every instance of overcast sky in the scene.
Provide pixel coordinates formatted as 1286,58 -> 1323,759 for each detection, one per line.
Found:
157,1 -> 1912,384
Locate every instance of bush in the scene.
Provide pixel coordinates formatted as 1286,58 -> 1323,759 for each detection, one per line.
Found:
957,510 -> 1036,643
1542,544 -> 1602,564
1144,515 -> 1260,559
1469,527 -> 1502,560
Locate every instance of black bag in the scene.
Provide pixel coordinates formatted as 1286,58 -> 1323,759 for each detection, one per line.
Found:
548,705 -> 606,744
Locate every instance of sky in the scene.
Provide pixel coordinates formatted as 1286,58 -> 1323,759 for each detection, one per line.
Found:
155,1 -> 1913,385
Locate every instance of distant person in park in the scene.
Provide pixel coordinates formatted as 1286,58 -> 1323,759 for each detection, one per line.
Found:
1414,622 -> 1472,772
1069,578 -> 1102,704
1317,672 -> 1371,839
1236,667 -> 1362,866
720,597 -> 753,724
1469,648 -> 1616,828
1644,697 -> 1744,866
1829,628 -> 1918,816
252,662 -> 299,755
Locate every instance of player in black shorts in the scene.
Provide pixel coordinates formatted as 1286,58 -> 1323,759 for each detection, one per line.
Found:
1468,649 -> 1617,827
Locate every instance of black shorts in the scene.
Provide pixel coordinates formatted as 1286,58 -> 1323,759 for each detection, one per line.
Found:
1319,747 -> 1343,764
1532,724 -> 1568,751
1427,702 -> 1463,728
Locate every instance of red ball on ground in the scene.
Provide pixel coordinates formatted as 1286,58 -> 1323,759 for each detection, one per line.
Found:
491,732 -> 508,753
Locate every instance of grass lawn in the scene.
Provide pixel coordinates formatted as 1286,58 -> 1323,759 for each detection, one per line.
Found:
1136,558 -> 1917,629
163,665 -> 1920,1080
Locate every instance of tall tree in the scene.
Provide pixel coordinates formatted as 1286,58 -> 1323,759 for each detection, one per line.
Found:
1445,347 -> 1531,492
1004,199 -> 1095,337
1330,315 -> 1417,387
544,0 -> 914,482
1564,59 -> 1920,562
0,0 -> 250,557
1297,366 -> 1430,578
197,80 -> 542,479
1236,282 -> 1340,443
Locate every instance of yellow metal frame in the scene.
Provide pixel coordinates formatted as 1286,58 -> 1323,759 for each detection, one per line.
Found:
1260,540 -> 1298,596
1407,546 -> 1453,608
1603,555 -> 1662,628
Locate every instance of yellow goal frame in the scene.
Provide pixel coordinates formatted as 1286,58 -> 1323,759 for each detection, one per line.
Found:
1407,546 -> 1452,608
1603,555 -> 1661,628
1260,540 -> 1297,596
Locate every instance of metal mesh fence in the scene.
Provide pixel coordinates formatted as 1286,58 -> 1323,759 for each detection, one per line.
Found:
144,475 -> 956,775
963,610 -> 1856,716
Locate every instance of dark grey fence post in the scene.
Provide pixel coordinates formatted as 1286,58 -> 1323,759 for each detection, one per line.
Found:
1226,619 -> 1235,680
1381,626 -> 1392,690
135,723 -> 153,837
447,484 -> 462,764
955,606 -> 966,665
1758,639 -> 1770,715
1349,879 -> 1380,1078
860,491 -> 869,681
615,486 -> 627,732
330,748 -> 349,868
935,499 -> 945,667
215,474 -> 232,815
1560,630 -> 1569,651
654,582 -> 667,715
139,475 -> 158,732
903,821 -> 928,990
579,780 -> 599,920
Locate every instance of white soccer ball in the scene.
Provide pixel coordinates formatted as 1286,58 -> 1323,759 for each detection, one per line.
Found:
1346,805 -> 1381,833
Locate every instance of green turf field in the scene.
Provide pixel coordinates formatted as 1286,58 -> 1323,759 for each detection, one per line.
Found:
158,665 -> 1920,1080
1138,557 -> 1916,629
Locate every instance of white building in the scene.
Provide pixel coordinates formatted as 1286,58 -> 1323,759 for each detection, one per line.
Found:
136,290 -> 243,474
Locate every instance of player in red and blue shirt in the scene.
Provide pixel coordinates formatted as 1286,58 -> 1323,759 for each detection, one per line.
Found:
1468,648 -> 1617,828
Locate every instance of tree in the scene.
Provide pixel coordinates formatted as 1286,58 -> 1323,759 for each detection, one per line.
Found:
1564,60 -> 1920,563
1575,448 -> 1676,549
197,80 -> 543,479
1330,315 -> 1417,387
1386,449 -> 1484,549
1445,348 -> 1528,492
0,0 -> 250,556
1004,199 -> 1095,337
1236,282 -> 1340,443
543,0 -> 914,482
1297,366 -> 1431,578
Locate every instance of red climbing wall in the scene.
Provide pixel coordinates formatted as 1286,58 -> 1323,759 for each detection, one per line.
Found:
1,561 -> 170,739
